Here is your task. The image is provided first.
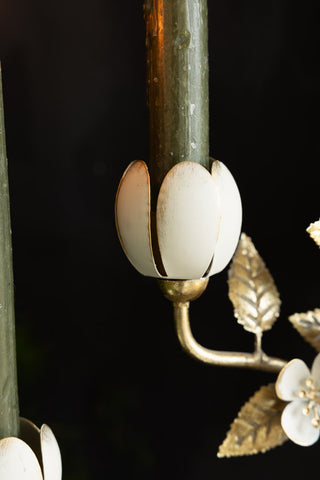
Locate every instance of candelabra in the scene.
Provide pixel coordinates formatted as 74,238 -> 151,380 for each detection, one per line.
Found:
0,1 -> 319,477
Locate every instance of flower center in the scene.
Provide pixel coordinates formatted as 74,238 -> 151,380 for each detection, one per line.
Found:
299,378 -> 320,429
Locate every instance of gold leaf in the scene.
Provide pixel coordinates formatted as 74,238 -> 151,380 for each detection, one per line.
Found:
307,219 -> 320,248
289,309 -> 320,352
228,233 -> 281,334
218,383 -> 287,458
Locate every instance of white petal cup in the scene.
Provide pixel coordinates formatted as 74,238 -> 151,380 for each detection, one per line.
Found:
115,160 -> 242,280
0,418 -> 62,480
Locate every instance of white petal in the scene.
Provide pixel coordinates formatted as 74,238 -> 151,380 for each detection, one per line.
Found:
311,353 -> 320,389
281,400 -> 320,446
207,160 -> 242,276
40,425 -> 62,480
0,437 -> 43,480
157,162 -> 220,279
19,418 -> 42,467
115,161 -> 160,277
276,359 -> 310,401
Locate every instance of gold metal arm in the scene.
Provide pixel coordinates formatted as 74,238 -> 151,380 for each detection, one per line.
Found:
158,278 -> 287,373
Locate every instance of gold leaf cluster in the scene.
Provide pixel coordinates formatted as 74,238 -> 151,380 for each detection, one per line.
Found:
289,309 -> 320,353
287,221 -> 320,351
228,233 -> 281,334
218,384 -> 287,458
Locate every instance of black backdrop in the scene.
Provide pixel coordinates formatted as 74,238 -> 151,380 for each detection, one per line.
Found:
0,1 -> 320,479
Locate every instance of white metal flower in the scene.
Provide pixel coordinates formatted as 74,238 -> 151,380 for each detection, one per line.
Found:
0,418 -> 62,479
115,160 -> 242,280
276,353 -> 320,446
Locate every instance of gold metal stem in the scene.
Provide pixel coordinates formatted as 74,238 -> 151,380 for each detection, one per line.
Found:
174,302 -> 286,372
158,278 -> 286,374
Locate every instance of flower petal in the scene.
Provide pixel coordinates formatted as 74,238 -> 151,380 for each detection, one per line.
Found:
311,353 -> 320,389
157,162 -> 220,279
0,437 -> 43,479
207,160 -> 242,276
19,417 -> 42,468
276,359 -> 310,401
281,400 -> 320,446
40,425 -> 62,480
115,161 -> 161,277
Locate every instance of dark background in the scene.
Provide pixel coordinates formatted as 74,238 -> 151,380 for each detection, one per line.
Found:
0,1 -> 320,478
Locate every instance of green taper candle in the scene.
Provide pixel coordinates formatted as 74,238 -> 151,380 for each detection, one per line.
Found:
0,63 -> 20,438
144,0 -> 209,201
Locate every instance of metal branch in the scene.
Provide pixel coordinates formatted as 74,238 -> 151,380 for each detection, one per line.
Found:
158,278 -> 287,374
174,302 -> 286,373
